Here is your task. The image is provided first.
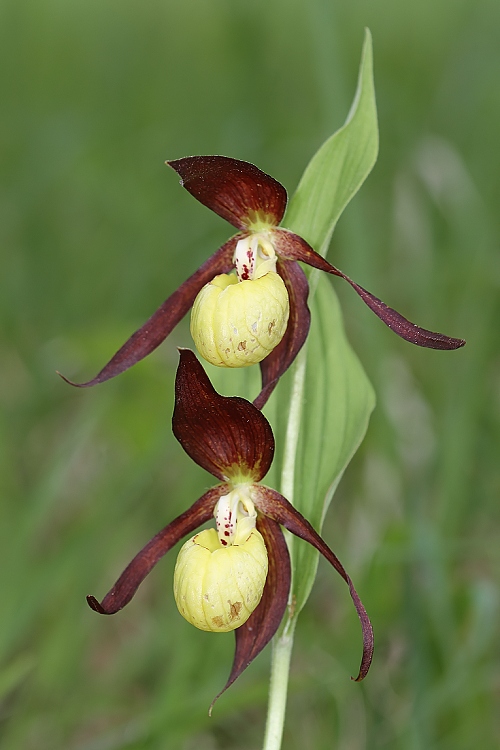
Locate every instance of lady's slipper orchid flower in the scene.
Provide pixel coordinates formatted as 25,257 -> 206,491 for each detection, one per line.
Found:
87,349 -> 374,708
63,156 -> 465,408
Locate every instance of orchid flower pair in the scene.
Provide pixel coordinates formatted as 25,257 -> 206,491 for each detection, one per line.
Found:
62,156 -> 464,408
76,151 -> 465,713
88,349 -> 373,710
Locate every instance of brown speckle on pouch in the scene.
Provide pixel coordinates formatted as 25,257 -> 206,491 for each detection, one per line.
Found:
228,601 -> 242,621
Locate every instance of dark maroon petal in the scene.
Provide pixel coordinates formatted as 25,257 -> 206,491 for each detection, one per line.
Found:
168,156 -> 287,231
209,515 -> 290,713
254,486 -> 373,681
173,349 -> 275,482
59,238 -> 238,388
254,258 -> 311,409
87,486 -> 225,615
273,229 -> 466,350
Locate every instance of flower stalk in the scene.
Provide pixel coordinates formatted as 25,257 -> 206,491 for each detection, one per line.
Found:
263,620 -> 297,750
262,318 -> 309,750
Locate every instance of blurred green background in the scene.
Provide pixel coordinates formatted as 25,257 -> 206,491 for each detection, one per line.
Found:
1,0 -> 499,748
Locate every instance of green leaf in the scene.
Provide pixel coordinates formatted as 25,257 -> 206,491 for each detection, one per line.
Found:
276,29 -> 378,614
284,28 -> 378,257
287,272 -> 375,613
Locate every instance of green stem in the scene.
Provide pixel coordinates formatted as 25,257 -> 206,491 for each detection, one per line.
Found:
262,620 -> 297,750
281,345 -> 308,501
262,344 -> 308,750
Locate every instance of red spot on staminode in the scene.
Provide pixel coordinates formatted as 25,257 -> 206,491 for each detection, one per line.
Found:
220,539 -> 227,546
224,531 -> 230,536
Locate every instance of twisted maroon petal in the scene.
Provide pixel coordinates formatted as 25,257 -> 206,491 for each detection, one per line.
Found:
254,486 -> 373,681
273,229 -> 466,350
168,156 -> 287,231
59,238 -> 238,388
173,349 -> 275,482
254,258 -> 311,410
87,486 -> 225,615
209,514 -> 291,713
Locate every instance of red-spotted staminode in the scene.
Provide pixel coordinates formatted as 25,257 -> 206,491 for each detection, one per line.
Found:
87,349 -> 374,710
62,156 -> 464,408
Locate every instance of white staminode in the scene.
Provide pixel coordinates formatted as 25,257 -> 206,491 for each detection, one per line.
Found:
214,486 -> 257,547
233,233 -> 278,282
